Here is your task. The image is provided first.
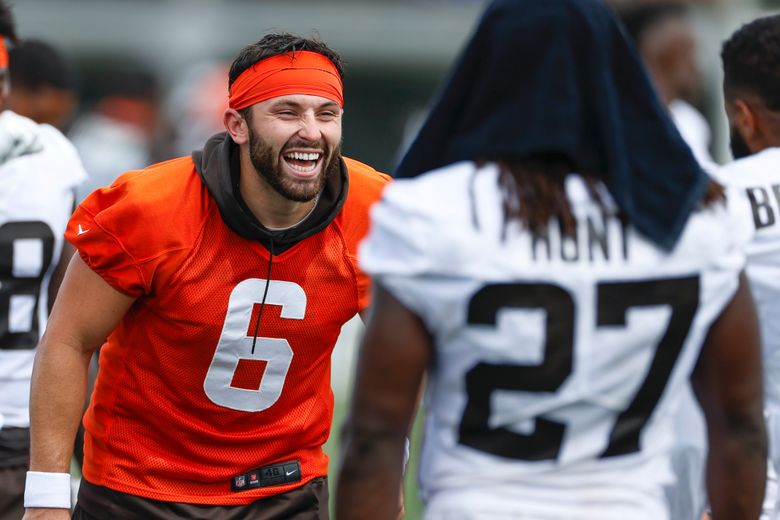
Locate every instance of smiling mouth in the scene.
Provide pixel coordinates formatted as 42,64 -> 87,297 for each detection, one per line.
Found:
283,151 -> 323,174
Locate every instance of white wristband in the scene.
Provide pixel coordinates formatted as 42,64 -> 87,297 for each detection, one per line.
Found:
24,471 -> 71,508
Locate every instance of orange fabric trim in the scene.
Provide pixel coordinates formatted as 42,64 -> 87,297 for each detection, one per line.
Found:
229,51 -> 343,110
0,40 -> 8,69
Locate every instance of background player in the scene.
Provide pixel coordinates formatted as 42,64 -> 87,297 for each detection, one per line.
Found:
7,38 -> 79,132
336,1 -> 766,519
715,14 -> 780,520
617,2 -> 717,171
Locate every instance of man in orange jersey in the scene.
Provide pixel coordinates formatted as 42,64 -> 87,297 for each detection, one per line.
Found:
23,33 -> 390,520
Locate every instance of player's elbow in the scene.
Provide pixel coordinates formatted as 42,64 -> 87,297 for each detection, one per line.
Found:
707,402 -> 767,460
343,421 -> 406,458
341,417 -> 406,477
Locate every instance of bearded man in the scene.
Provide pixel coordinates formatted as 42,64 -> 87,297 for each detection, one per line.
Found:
23,33 -> 390,520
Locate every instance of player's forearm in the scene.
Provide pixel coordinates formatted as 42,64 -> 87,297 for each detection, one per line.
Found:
28,335 -> 93,472
336,428 -> 405,520
705,415 -> 767,519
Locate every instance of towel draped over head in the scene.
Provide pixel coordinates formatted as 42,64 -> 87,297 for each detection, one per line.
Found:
395,0 -> 707,251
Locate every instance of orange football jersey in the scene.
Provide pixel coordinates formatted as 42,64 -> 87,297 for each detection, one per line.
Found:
66,154 -> 389,504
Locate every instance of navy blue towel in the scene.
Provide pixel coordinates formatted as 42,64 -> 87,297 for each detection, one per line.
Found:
395,0 -> 707,251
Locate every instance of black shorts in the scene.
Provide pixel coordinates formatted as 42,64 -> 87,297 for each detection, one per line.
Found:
0,426 -> 30,520
73,476 -> 329,520
0,464 -> 26,520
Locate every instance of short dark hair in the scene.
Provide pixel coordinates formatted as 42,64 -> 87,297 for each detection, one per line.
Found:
10,39 -> 78,91
617,3 -> 687,45
722,14 -> 780,111
0,0 -> 17,44
228,33 -> 344,89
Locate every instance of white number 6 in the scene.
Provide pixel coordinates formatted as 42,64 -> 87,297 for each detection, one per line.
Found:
204,279 -> 306,412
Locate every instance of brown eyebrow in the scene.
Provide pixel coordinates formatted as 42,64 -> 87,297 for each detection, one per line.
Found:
318,102 -> 341,111
269,100 -> 340,111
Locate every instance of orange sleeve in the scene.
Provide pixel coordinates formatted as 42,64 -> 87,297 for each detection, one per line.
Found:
340,157 -> 392,312
65,159 -> 206,297
66,171 -> 151,297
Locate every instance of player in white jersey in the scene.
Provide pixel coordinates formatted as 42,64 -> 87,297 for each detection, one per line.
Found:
618,4 -> 718,174
346,164 -> 755,520
716,14 -> 780,520
0,4 -> 88,517
336,1 -> 767,519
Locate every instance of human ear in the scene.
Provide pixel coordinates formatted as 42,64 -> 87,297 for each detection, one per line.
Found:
223,108 -> 249,145
732,98 -> 757,141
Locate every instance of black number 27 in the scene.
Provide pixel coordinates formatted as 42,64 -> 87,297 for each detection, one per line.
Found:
458,276 -> 700,461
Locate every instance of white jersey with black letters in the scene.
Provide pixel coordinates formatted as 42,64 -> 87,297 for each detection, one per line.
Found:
716,148 -> 780,519
0,113 -> 87,429
715,148 -> 780,413
360,161 -> 748,519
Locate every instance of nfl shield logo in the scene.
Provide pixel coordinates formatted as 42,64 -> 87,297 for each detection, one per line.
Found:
235,475 -> 246,488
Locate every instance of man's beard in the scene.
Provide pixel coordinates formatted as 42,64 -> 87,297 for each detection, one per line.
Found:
248,130 -> 341,202
730,126 -> 753,160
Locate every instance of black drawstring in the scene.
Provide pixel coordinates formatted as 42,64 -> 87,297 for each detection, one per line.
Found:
250,239 -> 275,354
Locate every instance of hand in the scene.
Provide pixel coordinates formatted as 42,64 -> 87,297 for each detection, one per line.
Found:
0,110 -> 42,164
22,508 -> 72,520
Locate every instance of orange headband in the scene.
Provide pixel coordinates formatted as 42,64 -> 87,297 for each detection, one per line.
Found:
229,50 -> 343,110
0,40 -> 8,69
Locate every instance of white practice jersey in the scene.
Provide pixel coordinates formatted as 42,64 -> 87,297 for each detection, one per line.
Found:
715,148 -> 780,412
0,113 -> 87,428
360,162 -> 748,520
669,100 -> 718,175
716,148 -> 780,511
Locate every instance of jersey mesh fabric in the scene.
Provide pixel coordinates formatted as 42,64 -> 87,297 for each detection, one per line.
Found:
66,155 -> 387,504
360,162 -> 747,518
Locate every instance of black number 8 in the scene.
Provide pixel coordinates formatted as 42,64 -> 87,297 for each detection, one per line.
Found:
0,221 -> 55,350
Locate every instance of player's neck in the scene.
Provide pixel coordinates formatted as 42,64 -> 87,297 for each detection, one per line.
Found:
746,128 -> 780,157
760,124 -> 780,154
238,160 -> 318,229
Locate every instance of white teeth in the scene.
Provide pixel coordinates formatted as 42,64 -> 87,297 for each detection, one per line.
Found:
285,152 -> 320,161
288,162 -> 317,173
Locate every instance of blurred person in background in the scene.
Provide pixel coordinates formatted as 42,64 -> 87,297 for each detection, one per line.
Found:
23,32 -> 390,520
618,2 -> 718,172
9,36 -> 93,476
8,38 -> 79,133
0,4 -> 88,520
715,13 -> 780,520
166,60 -> 231,157
337,0 -> 766,519
69,64 -> 164,202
